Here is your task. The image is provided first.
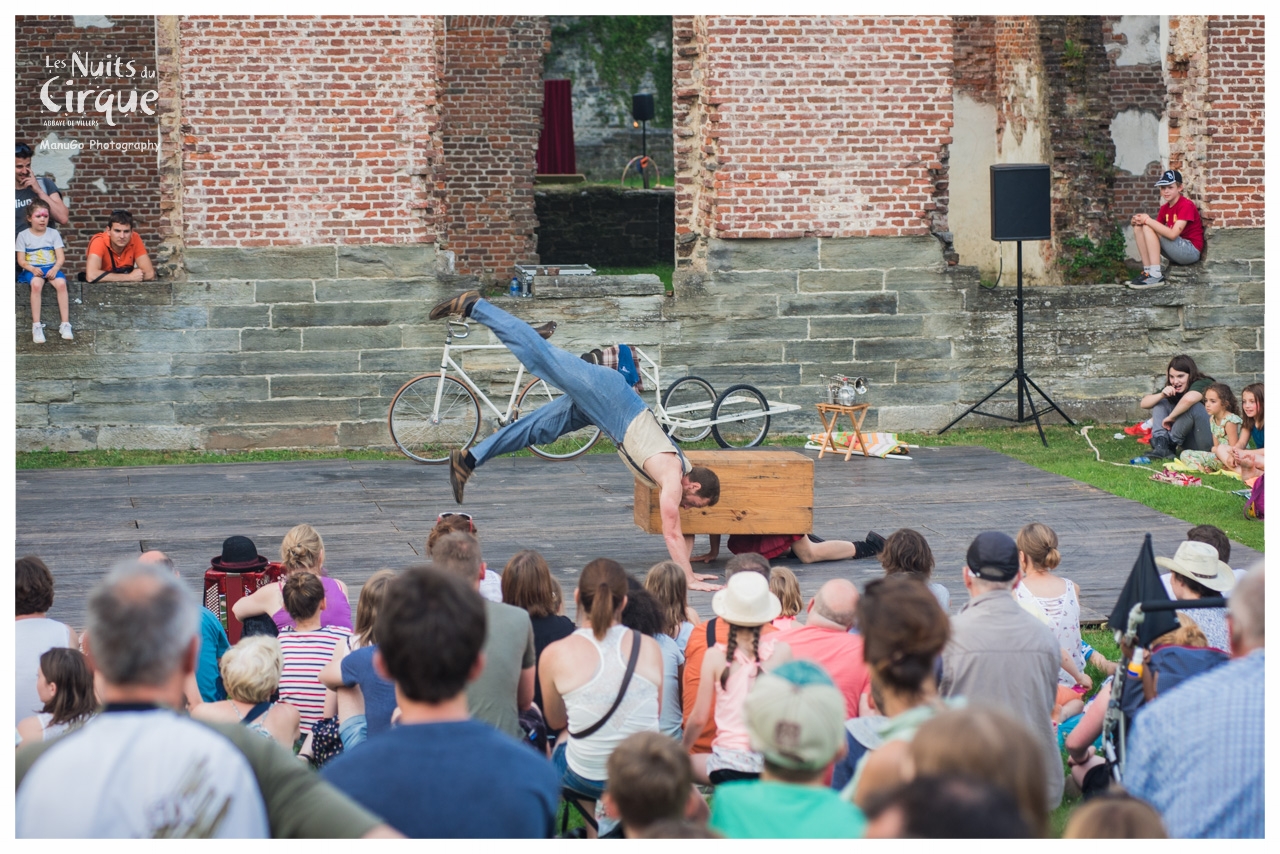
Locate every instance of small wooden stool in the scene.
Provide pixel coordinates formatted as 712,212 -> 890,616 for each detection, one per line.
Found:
815,402 -> 871,461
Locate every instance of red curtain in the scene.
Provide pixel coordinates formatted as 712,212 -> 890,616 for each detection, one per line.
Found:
537,79 -> 576,174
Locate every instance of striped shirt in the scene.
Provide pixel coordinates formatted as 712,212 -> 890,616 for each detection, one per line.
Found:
278,627 -> 350,733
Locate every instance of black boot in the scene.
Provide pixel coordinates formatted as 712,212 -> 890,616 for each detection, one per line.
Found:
1149,435 -> 1175,459
853,531 -> 886,559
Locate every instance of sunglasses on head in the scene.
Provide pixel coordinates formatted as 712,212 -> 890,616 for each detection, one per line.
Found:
437,511 -> 475,531
16,144 -> 34,158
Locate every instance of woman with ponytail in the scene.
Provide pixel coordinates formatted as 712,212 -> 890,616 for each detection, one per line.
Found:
539,559 -> 663,836
682,572 -> 791,786
232,524 -> 352,633
1013,522 -> 1090,721
835,575 -> 953,806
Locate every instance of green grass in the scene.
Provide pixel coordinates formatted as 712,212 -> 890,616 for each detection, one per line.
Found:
15,422 -> 1264,554
15,447 -> 411,469
595,263 -> 673,292
1047,627 -> 1124,836
893,423 -> 1262,553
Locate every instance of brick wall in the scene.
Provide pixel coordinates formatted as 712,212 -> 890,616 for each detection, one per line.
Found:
1103,16 -> 1166,219
1038,17 -> 1116,248
441,17 -> 549,282
1200,17 -> 1264,229
15,16 -> 162,275
176,16 -> 439,247
953,16 -> 997,103
994,17 -> 1042,156
672,16 -> 953,246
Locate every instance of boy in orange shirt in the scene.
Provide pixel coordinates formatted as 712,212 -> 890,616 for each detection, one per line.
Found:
84,209 -> 155,283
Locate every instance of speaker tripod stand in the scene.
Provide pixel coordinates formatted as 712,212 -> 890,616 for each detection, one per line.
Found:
939,241 -> 1074,447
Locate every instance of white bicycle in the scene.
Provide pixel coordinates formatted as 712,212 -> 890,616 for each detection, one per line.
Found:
387,319 -> 601,463
387,322 -> 801,463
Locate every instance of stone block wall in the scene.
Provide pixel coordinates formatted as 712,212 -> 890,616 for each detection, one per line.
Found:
535,186 -> 674,268
16,15 -> 163,275
670,232 -> 1264,435
16,234 -> 1261,451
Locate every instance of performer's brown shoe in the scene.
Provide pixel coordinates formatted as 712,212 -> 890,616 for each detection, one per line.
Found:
429,290 -> 480,321
448,449 -> 473,504
530,321 -> 557,340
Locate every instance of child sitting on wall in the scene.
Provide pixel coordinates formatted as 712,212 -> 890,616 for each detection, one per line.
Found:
1127,169 -> 1204,290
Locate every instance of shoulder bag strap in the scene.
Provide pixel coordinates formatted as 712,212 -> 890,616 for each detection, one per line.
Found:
85,232 -> 115,283
569,629 -> 642,741
241,701 -> 271,725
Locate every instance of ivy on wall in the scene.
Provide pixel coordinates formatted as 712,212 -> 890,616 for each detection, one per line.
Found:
547,16 -> 673,128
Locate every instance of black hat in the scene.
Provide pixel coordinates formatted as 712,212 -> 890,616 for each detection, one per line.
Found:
965,531 -> 1020,582
210,535 -> 269,572
1155,169 -> 1183,187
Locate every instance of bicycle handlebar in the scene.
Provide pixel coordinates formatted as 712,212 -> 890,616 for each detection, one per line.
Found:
447,320 -> 470,338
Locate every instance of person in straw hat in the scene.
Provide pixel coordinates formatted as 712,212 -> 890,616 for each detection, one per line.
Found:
1156,539 -> 1236,653
682,572 -> 791,785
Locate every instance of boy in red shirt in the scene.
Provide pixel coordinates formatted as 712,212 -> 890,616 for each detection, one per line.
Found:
1128,169 -> 1204,290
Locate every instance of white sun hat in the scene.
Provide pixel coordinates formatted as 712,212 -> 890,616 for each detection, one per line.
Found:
712,570 -> 782,627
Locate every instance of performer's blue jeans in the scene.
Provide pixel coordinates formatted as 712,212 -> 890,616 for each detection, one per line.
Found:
468,299 -> 648,466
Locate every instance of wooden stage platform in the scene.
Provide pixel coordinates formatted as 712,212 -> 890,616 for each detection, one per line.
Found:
16,446 -> 1262,628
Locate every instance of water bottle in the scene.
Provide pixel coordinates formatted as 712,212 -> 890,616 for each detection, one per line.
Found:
520,276 -> 532,298
1130,456 -> 1151,465
509,276 -> 520,297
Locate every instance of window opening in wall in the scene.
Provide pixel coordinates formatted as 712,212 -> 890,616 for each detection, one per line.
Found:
534,16 -> 674,285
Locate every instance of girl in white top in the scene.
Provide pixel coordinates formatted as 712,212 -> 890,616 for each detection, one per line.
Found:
540,558 -> 662,838
17,648 -> 97,748
1012,522 -> 1090,721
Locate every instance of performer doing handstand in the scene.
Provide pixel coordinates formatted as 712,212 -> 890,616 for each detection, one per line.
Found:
429,290 -> 724,591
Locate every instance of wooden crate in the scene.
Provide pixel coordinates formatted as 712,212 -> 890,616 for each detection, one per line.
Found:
633,450 -> 813,535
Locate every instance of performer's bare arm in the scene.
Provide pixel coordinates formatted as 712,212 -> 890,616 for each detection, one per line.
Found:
647,453 -> 722,591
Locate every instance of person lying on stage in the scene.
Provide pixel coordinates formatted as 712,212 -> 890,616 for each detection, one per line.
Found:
429,290 -> 724,592
685,531 -> 886,565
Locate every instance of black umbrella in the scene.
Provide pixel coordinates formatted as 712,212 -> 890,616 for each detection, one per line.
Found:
1107,533 -> 1180,647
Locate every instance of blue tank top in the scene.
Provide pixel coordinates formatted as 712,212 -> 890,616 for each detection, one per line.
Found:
1251,425 -> 1263,449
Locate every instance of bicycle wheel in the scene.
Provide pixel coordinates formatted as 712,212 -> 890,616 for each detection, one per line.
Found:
660,376 -> 717,443
621,155 -> 660,189
710,383 -> 771,449
388,374 -> 480,463
517,378 -> 602,460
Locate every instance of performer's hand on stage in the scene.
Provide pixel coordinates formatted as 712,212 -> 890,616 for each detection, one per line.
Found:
692,572 -> 719,582
689,579 -> 724,592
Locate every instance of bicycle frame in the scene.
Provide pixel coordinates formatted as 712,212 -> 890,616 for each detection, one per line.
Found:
632,347 -> 710,430
437,320 -> 527,426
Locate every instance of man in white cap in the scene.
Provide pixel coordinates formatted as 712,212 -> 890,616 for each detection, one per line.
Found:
1156,539 -> 1236,652
708,659 -> 865,839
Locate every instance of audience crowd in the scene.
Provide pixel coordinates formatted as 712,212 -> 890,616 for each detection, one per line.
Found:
14,511 -> 1265,839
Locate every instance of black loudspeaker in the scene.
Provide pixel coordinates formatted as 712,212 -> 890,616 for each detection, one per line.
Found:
990,164 -> 1051,242
631,93 -> 655,123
